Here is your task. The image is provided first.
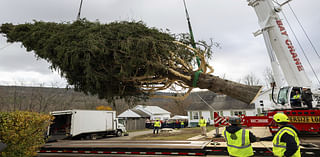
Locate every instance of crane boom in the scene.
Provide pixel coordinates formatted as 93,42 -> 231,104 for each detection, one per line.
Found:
248,0 -> 312,87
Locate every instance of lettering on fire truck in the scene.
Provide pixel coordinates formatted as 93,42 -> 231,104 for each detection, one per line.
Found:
289,116 -> 320,123
276,20 -> 304,71
250,119 -> 269,123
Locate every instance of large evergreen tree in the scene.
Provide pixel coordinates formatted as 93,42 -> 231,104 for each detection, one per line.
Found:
0,20 -> 261,104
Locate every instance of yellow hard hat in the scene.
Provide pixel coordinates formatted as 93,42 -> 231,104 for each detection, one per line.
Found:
273,113 -> 289,123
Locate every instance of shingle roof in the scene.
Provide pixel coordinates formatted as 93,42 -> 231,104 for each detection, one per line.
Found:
118,109 -> 141,118
186,91 -> 255,111
131,108 -> 150,117
135,105 -> 171,114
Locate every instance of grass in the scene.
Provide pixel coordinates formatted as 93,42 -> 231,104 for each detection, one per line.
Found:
132,126 -> 215,140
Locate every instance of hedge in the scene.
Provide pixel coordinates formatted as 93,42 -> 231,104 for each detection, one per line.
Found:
0,111 -> 53,157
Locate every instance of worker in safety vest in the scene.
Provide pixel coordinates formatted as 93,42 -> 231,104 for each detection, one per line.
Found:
292,91 -> 301,107
198,116 -> 207,136
180,120 -> 184,128
153,119 -> 161,134
260,113 -> 301,157
291,91 -> 301,107
223,116 -> 258,157
293,91 -> 301,99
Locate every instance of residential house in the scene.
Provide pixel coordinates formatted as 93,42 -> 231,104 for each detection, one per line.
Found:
118,105 -> 171,130
118,108 -> 150,131
186,91 -> 255,127
134,105 -> 171,121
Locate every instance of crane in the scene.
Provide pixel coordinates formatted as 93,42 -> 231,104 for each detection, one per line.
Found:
248,0 -> 319,108
214,0 -> 320,135
214,0 -> 320,134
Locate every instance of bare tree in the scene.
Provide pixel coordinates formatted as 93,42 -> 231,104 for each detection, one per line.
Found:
220,73 -> 227,79
263,67 -> 275,88
12,86 -> 17,111
242,73 -> 261,86
27,88 -> 36,111
11,85 -> 25,111
31,83 -> 60,112
0,87 -> 5,111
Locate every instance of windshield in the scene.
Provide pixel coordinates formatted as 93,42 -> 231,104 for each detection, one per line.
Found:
277,87 -> 289,105
118,119 -> 125,125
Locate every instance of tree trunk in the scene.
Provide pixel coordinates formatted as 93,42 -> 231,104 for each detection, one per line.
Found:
197,73 -> 262,104
169,72 -> 262,104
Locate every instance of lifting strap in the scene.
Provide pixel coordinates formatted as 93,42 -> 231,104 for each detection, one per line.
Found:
182,0 -> 202,87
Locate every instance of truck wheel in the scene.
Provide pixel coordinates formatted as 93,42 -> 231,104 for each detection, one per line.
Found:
116,130 -> 122,137
89,134 -> 97,140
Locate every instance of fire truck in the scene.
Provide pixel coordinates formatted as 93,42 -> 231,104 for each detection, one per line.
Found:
215,0 -> 320,134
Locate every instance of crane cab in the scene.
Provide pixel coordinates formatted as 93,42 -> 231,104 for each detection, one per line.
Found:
277,86 -> 304,108
276,86 -> 319,109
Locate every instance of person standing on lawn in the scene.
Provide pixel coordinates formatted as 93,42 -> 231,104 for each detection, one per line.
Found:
153,119 -> 161,134
180,120 -> 185,128
198,116 -> 207,136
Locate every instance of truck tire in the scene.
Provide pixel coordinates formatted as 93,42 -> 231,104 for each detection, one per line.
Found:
89,134 -> 97,140
116,130 -> 122,137
80,134 -> 97,140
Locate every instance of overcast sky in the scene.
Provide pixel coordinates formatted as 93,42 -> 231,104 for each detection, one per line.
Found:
0,0 -> 319,88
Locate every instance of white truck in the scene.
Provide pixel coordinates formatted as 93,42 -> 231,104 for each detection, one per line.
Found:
47,110 -> 127,140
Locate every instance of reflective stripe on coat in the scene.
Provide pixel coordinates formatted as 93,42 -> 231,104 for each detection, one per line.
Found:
272,127 -> 301,157
223,128 -> 254,157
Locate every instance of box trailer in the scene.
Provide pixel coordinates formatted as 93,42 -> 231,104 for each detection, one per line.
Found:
47,110 -> 127,140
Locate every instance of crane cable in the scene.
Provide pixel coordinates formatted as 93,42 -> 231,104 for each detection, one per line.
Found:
277,2 -> 320,85
182,0 -> 202,87
77,0 -> 84,20
287,3 -> 320,60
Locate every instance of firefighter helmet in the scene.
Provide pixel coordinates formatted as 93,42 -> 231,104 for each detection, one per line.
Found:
228,116 -> 241,124
273,113 -> 289,123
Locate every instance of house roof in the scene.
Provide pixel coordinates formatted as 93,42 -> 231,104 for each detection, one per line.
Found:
135,105 -> 171,115
131,108 -> 150,117
171,115 -> 188,119
118,109 -> 150,118
186,91 -> 255,111
118,109 -> 140,118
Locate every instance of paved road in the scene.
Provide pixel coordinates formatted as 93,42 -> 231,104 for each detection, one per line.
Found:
98,129 -> 153,141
